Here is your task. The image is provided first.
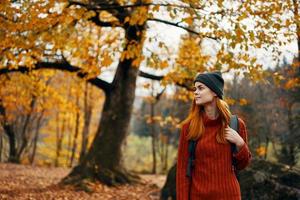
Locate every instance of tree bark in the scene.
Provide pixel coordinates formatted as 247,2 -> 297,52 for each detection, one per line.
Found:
62,22 -> 146,187
79,82 -> 92,162
55,112 -> 65,167
5,124 -> 17,163
280,101 -> 297,166
70,93 -> 80,167
17,97 -> 36,161
29,110 -> 44,164
293,0 -> 300,63
163,136 -> 169,172
0,132 -> 2,162
151,83 -> 157,174
0,101 -> 18,163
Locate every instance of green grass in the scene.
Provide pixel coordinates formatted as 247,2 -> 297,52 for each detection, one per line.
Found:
123,134 -> 177,174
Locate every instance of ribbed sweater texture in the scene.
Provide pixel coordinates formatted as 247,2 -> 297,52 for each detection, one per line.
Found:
176,113 -> 252,200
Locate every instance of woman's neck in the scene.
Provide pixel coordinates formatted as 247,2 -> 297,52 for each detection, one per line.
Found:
203,101 -> 219,120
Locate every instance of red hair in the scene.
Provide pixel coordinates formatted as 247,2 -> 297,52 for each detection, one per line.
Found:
181,98 -> 231,144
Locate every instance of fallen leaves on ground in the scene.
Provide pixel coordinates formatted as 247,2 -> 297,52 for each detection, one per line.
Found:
0,163 -> 166,200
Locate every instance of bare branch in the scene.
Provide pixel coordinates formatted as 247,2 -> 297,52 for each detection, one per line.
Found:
155,87 -> 166,101
0,62 -> 112,95
138,71 -> 164,80
138,71 -> 193,91
89,15 -> 118,27
147,18 -> 218,40
68,1 -> 206,11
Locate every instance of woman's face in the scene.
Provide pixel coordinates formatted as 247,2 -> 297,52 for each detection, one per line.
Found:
193,82 -> 217,105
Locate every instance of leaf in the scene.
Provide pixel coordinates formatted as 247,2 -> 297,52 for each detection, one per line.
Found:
152,5 -> 160,12
183,17 -> 193,26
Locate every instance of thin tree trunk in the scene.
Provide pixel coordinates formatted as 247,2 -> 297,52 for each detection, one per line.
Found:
0,133 -> 2,162
286,102 -> 296,165
66,114 -> 72,166
80,82 -> 92,162
17,97 -> 36,161
163,136 -> 170,172
293,0 -> 300,63
264,136 -> 269,160
55,113 -> 65,167
29,110 -> 44,164
70,93 -> 80,167
159,133 -> 164,172
271,139 -> 279,159
150,83 -> 157,174
55,112 -> 60,166
6,124 -> 17,163
64,78 -> 72,166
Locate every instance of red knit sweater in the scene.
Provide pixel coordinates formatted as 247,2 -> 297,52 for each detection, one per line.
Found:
176,113 -> 252,200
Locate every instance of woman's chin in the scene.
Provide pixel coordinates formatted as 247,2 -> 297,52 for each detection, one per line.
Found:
195,100 -> 203,105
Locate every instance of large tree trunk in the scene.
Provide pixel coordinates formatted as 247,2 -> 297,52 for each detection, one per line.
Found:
62,23 -> 145,187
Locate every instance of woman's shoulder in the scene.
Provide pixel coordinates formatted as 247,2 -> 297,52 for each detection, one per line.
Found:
231,115 -> 246,128
237,116 -> 247,134
237,117 -> 246,127
180,121 -> 190,132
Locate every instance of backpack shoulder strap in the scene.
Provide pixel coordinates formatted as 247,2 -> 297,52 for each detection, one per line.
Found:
230,115 -> 239,134
186,139 -> 197,178
230,115 -> 240,153
230,115 -> 239,175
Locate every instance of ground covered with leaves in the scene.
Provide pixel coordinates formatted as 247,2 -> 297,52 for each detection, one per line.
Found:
0,163 -> 166,200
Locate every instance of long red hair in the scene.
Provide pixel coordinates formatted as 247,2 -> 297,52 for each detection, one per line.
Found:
181,98 -> 231,143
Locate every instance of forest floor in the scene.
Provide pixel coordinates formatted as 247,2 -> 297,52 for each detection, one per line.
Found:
0,163 -> 166,200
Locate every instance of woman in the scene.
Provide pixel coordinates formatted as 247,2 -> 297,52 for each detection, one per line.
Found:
176,71 -> 252,200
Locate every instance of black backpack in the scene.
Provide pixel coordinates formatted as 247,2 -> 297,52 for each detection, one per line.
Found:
186,115 -> 240,178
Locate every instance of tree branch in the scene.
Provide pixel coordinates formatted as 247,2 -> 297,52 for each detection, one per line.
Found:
67,1 -> 234,17
89,15 -> 118,27
138,71 -> 193,91
68,0 -> 128,23
155,87 -> 166,101
68,1 -> 206,11
138,71 -> 164,81
147,18 -> 218,40
0,62 -> 112,95
175,81 -> 194,91
0,62 -> 195,97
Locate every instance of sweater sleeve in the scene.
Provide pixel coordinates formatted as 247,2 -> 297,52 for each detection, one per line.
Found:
234,118 -> 252,170
176,123 -> 190,200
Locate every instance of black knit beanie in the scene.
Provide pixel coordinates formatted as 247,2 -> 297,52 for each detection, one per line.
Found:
193,71 -> 224,99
